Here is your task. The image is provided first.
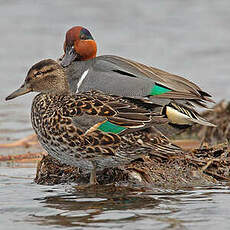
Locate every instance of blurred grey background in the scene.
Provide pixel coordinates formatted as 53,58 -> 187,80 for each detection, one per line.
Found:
1,0 -> 230,141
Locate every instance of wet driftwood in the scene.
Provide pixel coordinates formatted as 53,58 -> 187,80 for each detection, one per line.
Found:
0,134 -> 38,148
0,152 -> 44,162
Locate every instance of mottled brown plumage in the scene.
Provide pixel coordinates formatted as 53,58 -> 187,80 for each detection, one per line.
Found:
6,59 -> 183,184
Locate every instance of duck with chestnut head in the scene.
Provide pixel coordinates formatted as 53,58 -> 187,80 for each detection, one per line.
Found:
59,26 -> 215,135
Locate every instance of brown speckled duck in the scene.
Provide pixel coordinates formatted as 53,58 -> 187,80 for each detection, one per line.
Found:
6,59 -> 183,184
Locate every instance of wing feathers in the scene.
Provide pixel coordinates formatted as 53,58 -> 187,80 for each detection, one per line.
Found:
99,55 -> 214,106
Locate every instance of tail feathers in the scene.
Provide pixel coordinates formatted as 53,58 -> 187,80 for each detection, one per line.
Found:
163,103 -> 216,127
188,113 -> 216,127
197,90 -> 215,103
141,127 -> 184,157
149,138 -> 183,159
152,143 -> 182,155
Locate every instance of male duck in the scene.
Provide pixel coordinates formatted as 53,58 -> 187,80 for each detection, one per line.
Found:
59,26 -> 215,134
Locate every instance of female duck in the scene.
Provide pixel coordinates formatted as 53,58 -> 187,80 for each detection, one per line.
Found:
6,59 -> 182,184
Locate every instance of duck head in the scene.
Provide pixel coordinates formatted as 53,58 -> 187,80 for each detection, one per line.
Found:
6,59 -> 70,101
61,26 -> 97,67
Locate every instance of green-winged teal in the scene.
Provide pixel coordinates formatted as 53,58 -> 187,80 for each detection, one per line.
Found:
6,59 -> 183,184
59,26 -> 215,134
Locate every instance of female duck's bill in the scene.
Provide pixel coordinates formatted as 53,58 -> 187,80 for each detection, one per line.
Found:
6,83 -> 32,101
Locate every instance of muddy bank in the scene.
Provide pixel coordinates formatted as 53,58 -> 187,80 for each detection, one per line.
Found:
34,142 -> 229,188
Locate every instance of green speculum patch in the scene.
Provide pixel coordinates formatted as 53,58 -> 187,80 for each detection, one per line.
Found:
97,121 -> 126,134
150,84 -> 172,95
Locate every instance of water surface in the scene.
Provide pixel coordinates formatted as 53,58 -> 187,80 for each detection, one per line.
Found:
1,165 -> 230,230
1,1 -> 230,229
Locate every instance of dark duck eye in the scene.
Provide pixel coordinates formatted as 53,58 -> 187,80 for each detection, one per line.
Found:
35,71 -> 42,77
80,34 -> 86,40
80,28 -> 94,40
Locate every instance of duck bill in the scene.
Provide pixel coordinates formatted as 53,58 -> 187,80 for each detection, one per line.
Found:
61,46 -> 79,67
5,83 -> 32,101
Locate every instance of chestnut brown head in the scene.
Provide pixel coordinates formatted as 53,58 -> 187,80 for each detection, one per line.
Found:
61,26 -> 97,67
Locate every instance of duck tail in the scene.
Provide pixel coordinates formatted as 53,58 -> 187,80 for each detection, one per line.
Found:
162,102 -> 216,127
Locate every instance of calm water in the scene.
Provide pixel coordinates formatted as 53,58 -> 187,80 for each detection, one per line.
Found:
1,165 -> 230,230
1,0 -> 230,229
